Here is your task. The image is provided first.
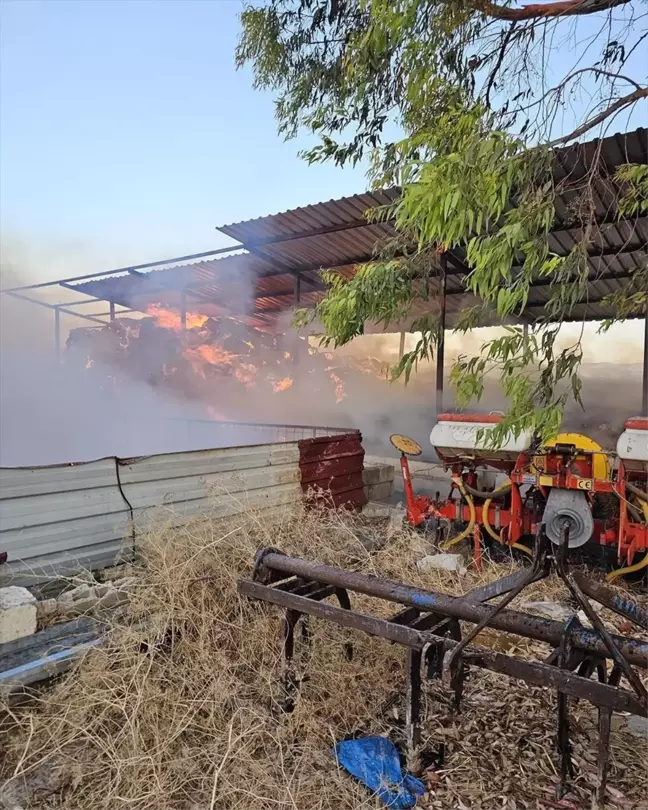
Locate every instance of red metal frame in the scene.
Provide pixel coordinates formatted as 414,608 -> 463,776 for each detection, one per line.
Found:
400,443 -> 648,564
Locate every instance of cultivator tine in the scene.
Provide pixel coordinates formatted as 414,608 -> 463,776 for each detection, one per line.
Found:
556,526 -> 648,704
445,523 -> 548,703
555,614 -> 578,798
406,648 -> 423,767
334,587 -> 353,661
596,665 -> 622,808
282,609 -> 301,712
239,545 -> 648,807
597,707 -> 612,808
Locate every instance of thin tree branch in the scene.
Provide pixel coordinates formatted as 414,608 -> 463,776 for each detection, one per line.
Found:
548,85 -> 648,145
474,0 -> 632,21
484,22 -> 518,107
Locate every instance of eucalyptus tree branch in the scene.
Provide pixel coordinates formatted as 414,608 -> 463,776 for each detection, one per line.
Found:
474,0 -> 632,21
548,86 -> 648,145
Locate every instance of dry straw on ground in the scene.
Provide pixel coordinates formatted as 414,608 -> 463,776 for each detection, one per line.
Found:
1,503 -> 647,810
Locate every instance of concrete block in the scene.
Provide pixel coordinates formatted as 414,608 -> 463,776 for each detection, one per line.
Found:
363,463 -> 395,487
97,589 -> 128,610
66,597 -> 99,615
417,554 -> 467,574
0,586 -> 37,643
365,481 -> 394,502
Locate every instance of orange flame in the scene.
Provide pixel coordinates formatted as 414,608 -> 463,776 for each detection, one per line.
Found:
272,376 -> 294,393
328,370 -> 346,403
146,304 -> 208,331
186,344 -> 237,377
235,363 -> 258,388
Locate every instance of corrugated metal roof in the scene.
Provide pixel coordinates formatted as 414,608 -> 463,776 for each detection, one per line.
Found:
69,128 -> 647,329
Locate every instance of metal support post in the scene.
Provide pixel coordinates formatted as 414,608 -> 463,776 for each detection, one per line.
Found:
54,306 -> 61,360
109,301 -> 116,322
399,331 -> 406,360
180,289 -> 187,332
643,308 -> 647,415
436,255 -> 447,414
293,272 -> 301,305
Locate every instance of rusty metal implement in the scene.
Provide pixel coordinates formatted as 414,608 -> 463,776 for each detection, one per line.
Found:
238,530 -> 647,806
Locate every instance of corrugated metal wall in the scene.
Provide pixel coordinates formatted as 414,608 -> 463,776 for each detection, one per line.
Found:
0,442 -> 302,587
298,432 -> 367,509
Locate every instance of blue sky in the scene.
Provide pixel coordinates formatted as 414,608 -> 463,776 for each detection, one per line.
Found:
1,0 -> 645,293
0,0 -> 367,281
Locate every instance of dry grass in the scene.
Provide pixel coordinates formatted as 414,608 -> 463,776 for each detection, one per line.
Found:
1,504 -> 647,810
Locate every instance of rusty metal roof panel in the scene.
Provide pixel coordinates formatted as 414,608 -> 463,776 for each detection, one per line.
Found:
219,189 -> 399,244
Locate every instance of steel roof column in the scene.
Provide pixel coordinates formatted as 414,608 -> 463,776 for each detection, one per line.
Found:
643,308 -> 647,416
180,289 -> 187,332
54,306 -> 61,361
436,255 -> 447,414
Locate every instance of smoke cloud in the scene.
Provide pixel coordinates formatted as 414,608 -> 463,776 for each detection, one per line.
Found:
0,246 -> 644,468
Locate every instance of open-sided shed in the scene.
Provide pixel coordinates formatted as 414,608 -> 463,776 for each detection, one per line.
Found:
3,127 -> 647,411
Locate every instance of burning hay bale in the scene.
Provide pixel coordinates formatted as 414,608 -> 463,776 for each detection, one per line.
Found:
1,505 -> 647,810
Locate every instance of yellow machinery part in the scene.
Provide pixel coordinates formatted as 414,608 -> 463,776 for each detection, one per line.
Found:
390,434 -> 423,456
544,432 -> 610,481
441,477 -> 476,550
481,480 -> 532,555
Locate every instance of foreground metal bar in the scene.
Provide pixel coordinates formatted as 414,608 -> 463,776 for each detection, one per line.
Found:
238,579 -> 647,717
572,572 -> 648,630
253,552 -> 648,668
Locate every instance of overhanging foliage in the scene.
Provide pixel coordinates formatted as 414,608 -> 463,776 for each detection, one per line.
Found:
238,0 -> 648,443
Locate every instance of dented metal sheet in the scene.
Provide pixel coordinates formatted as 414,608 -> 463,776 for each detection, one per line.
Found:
298,432 -> 367,509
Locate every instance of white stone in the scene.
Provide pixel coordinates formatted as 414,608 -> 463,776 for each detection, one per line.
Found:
521,601 -> 575,623
626,715 -> 648,741
417,553 -> 467,574
0,586 -> 37,643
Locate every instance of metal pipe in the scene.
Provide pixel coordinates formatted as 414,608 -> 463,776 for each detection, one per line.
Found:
399,331 -> 405,361
238,579 -> 647,716
571,572 -> 648,631
5,291 -> 108,325
255,552 -> 648,668
293,273 -> 301,305
0,245 -> 244,293
109,301 -> 116,322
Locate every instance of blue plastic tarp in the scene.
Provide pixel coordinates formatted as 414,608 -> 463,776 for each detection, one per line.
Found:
333,736 -> 425,809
